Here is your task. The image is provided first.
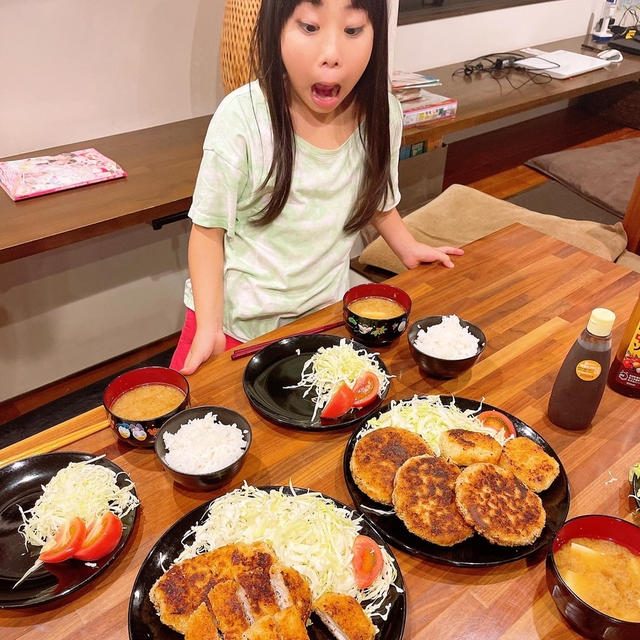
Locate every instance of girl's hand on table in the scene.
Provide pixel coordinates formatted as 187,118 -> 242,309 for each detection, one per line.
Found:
180,329 -> 227,375
402,241 -> 464,270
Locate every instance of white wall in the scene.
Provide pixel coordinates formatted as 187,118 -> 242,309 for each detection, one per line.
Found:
393,0 -> 602,71
0,0 -> 225,158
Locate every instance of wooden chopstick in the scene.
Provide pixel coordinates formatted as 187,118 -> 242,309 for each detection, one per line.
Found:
231,320 -> 344,360
0,408 -> 110,467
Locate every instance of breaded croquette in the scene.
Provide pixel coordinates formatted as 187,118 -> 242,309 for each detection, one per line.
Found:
392,454 -> 474,546
498,436 -> 560,492
455,463 -> 546,546
350,426 -> 433,504
439,428 -> 502,466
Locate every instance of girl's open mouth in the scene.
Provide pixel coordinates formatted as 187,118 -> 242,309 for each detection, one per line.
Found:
311,83 -> 341,107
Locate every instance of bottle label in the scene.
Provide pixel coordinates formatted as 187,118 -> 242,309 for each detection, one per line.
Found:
575,360 -> 602,381
614,319 -> 640,389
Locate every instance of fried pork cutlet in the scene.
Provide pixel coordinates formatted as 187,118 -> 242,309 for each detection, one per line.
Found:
272,606 -> 311,640
455,463 -> 546,547
242,616 -> 279,640
498,436 -> 560,492
207,579 -> 251,640
350,426 -> 433,504
270,563 -> 312,621
184,601 -> 218,640
440,428 -> 502,466
241,606 -> 310,640
149,541 -> 276,633
237,567 -> 281,622
392,454 -> 474,546
312,592 -> 375,640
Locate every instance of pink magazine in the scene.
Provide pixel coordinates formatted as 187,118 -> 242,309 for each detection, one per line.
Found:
0,148 -> 126,201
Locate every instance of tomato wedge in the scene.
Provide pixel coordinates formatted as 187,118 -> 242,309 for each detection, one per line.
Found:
352,535 -> 383,589
352,372 -> 380,408
39,517 -> 86,563
74,512 -> 123,562
477,410 -> 517,438
321,382 -> 355,419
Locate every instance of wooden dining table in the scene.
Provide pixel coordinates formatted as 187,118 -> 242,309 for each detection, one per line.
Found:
2,223 -> 640,639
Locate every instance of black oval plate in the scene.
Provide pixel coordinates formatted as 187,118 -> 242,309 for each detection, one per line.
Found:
343,396 -> 570,567
128,485 -> 406,639
242,334 -> 390,430
0,452 -> 138,608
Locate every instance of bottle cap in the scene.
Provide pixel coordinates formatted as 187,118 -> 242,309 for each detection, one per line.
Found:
587,308 -> 615,336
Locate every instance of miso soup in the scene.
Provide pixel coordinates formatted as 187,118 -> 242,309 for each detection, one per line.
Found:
348,296 -> 405,320
554,537 -> 640,622
111,383 -> 185,421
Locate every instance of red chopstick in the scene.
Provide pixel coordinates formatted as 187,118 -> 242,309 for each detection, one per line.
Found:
230,320 -> 344,360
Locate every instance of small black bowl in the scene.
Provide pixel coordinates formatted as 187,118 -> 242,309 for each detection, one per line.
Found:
103,366 -> 190,448
546,514 -> 640,640
407,316 -> 486,379
154,405 -> 252,491
343,283 -> 411,347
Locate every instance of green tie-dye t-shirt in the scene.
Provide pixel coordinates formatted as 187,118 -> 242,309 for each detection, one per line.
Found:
184,81 -> 402,342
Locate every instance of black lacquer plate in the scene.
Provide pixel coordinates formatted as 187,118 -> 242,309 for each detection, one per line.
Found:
344,396 -> 570,567
0,452 -> 138,608
242,334 -> 390,430
129,485 -> 406,640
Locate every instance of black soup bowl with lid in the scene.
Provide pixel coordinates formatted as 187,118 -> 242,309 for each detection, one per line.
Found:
343,283 -> 412,347
103,366 -> 190,448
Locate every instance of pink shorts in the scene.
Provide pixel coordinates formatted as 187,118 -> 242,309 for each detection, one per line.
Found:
170,308 -> 243,371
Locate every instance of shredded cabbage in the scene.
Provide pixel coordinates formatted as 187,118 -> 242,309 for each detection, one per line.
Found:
361,395 -> 508,455
287,339 -> 391,419
176,484 -> 400,621
19,456 -> 138,548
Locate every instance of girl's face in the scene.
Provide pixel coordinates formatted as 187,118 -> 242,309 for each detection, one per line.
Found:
280,0 -> 373,118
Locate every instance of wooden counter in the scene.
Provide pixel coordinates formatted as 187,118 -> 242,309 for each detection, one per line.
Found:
2,224 -> 639,638
401,36 -> 640,146
0,116 -> 209,263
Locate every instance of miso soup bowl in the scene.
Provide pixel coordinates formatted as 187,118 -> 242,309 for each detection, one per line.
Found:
103,366 -> 190,448
546,514 -> 640,640
407,316 -> 486,379
343,283 -> 412,347
155,405 -> 252,491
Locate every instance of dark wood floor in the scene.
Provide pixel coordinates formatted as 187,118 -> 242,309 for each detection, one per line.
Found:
2,106 -> 639,426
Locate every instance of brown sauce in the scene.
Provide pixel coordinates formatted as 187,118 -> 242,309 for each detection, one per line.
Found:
111,383 -> 184,421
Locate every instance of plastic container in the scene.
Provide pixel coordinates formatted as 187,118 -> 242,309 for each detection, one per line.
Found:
547,308 -> 615,430
608,293 -> 640,398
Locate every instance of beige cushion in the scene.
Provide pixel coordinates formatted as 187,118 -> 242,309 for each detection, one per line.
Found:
615,250 -> 640,272
359,184 -> 628,274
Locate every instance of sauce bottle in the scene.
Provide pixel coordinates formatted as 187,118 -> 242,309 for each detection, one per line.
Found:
547,308 -> 615,430
608,293 -> 640,398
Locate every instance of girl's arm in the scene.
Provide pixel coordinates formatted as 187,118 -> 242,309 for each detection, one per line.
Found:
371,207 -> 463,269
180,224 -> 227,375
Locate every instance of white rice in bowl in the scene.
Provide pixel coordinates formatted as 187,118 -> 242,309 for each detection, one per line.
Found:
413,315 -> 479,359
162,412 -> 247,474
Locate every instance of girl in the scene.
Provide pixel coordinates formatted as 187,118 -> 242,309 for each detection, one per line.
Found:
172,0 -> 462,374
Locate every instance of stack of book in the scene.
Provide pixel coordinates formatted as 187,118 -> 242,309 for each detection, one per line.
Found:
392,71 -> 457,129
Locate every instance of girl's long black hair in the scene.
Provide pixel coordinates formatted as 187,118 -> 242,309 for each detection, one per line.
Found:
249,0 -> 391,233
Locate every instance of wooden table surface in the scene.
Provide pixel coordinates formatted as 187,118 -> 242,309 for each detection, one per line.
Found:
2,224 -> 640,639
